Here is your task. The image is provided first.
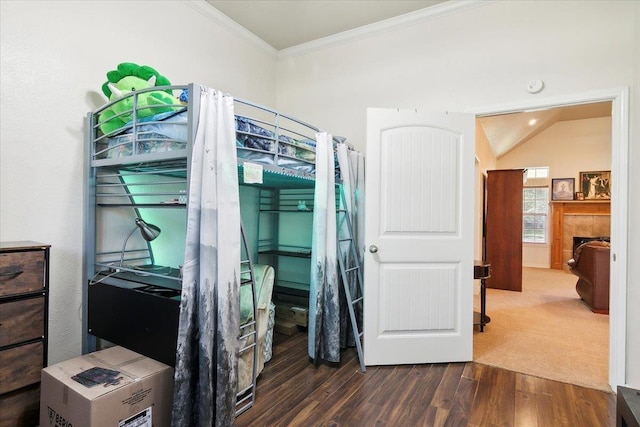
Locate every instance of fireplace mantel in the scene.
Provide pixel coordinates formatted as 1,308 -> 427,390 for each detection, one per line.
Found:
550,200 -> 611,269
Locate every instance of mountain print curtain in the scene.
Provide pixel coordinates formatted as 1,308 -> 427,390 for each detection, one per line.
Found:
172,86 -> 241,427
308,132 -> 341,363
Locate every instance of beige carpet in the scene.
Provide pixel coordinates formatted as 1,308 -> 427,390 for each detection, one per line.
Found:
473,267 -> 610,392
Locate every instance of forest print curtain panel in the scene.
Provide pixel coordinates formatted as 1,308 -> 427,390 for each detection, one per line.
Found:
172,87 -> 241,427
309,132 -> 341,363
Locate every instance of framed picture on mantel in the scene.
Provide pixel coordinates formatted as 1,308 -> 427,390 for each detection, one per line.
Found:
551,178 -> 575,201
580,170 -> 611,200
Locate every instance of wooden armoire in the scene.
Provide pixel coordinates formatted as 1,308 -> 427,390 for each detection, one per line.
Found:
485,169 -> 525,292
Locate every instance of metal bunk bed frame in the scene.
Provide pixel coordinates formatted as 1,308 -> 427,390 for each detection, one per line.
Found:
82,83 -> 363,416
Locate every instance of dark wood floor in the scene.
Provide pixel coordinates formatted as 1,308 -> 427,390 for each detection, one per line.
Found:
237,331 -> 616,427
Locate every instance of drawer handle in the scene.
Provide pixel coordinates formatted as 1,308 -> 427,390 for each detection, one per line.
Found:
0,269 -> 24,277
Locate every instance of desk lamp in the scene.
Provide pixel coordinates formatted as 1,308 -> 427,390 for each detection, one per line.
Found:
119,218 -> 161,267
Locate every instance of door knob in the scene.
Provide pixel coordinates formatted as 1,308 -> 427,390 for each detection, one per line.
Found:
369,245 -> 378,253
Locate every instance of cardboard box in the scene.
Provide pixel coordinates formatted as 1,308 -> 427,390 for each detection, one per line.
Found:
274,319 -> 298,336
40,346 -> 174,427
275,302 -> 308,327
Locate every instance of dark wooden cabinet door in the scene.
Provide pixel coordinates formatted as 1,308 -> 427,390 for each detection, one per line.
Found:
485,169 -> 524,291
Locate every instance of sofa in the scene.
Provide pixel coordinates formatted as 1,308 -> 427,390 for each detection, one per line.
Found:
567,240 -> 611,314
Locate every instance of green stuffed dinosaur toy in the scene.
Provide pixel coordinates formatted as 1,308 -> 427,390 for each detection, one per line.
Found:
98,62 -> 182,134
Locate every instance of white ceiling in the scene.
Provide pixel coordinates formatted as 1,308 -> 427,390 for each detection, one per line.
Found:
206,0 -> 447,50
205,1 -> 612,157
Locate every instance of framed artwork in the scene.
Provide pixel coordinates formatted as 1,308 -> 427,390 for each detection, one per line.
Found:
575,192 -> 585,201
551,178 -> 575,201
579,171 -> 611,200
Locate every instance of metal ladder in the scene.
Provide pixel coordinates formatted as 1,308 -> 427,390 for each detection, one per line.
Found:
336,186 -> 365,373
236,221 -> 258,416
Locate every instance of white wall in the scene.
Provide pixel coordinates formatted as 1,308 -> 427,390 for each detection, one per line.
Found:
473,124 -> 496,292
522,243 -> 550,269
499,117 -> 612,178
0,0 -> 277,365
474,124 -> 497,262
498,116 -> 612,267
274,1 -> 640,387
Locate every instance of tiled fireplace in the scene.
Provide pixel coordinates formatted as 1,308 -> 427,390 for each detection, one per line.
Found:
550,201 -> 611,271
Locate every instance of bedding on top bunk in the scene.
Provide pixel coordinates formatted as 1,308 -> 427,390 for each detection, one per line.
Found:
235,116 -> 317,174
102,110 -> 318,174
104,110 -> 188,158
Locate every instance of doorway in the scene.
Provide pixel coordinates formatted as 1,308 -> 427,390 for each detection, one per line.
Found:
472,87 -> 629,390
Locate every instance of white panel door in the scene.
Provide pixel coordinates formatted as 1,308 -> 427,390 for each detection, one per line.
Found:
364,108 -> 475,365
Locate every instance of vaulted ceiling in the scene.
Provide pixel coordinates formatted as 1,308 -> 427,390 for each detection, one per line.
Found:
478,102 -> 612,159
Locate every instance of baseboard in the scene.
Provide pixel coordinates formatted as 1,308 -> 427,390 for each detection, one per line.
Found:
523,263 -> 551,269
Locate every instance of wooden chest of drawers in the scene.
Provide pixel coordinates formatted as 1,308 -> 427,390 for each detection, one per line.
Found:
0,241 -> 50,427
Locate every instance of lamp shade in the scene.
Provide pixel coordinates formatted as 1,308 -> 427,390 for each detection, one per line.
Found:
135,218 -> 161,241
119,218 -> 161,267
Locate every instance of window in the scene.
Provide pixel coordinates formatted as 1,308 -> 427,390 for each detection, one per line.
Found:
525,167 -> 549,179
523,187 -> 548,243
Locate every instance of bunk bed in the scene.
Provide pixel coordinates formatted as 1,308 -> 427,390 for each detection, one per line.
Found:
83,83 -> 364,422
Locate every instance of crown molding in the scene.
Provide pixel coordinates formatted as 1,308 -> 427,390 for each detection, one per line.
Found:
278,0 -> 496,59
182,0 -> 494,60
181,0 -> 278,58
